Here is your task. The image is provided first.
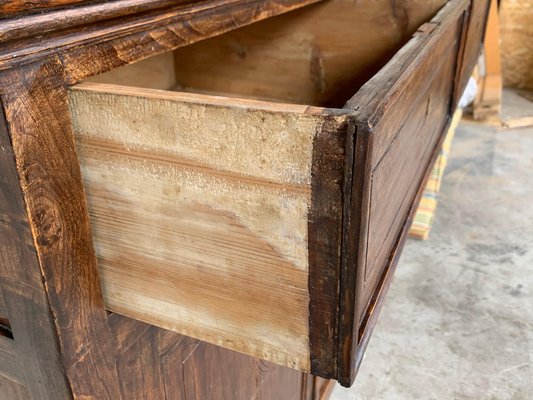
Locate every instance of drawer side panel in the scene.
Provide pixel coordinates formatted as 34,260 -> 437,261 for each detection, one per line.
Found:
68,85 -> 346,371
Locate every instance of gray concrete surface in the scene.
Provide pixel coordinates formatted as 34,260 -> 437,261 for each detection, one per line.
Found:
332,91 -> 533,400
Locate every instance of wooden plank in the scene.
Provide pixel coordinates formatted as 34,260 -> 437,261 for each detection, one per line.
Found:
108,313 -> 153,353
0,96 -> 72,399
483,0 -> 501,77
257,359 -> 305,400
308,117 -> 349,377
171,0 -> 447,107
502,116 -> 533,130
457,0 -> 491,98
69,82 -> 349,372
0,0 -> 94,16
109,312 -> 310,399
0,335 -> 25,385
363,44 -> 458,314
0,0 -> 325,72
157,333 -> 199,400
0,375 -> 31,400
472,0 -> 501,119
337,0 -> 470,386
355,115 -> 457,382
0,1 -> 194,42
116,326 -> 168,399
313,377 -> 335,400
86,51 -> 178,90
0,286 -> 7,321
0,58 -> 121,399
183,341 -> 258,400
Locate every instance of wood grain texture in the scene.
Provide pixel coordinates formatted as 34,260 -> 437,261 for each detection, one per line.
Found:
500,0 -> 533,90
0,99 -> 72,399
0,0 -> 193,42
69,82 -> 350,372
0,59 -> 121,399
0,0 -> 94,16
0,285 -> 7,325
338,0 -> 473,386
108,312 -> 317,400
0,375 -> 30,400
362,22 -> 460,316
0,0 -> 489,391
0,0 -> 323,73
86,51 -> 178,90
457,0 -> 491,98
171,0 -> 448,107
0,0 -> 336,394
67,0 -> 488,384
308,117 -> 350,377
16,57 -> 323,400
0,334 -> 24,386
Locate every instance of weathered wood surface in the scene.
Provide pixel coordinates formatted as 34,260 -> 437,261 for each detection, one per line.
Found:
0,59 -> 121,399
0,285 -> 7,325
66,0 -> 488,386
0,0 -> 489,393
307,116 -> 348,377
108,312 -> 316,400
457,0 -> 491,101
171,0 -> 447,107
337,0 -> 485,386
0,1 -> 336,398
0,95 -> 73,399
0,333 -> 23,386
69,82 -> 350,372
0,0 -> 323,73
0,0 -> 93,16
0,375 -> 30,400
0,0 -> 193,42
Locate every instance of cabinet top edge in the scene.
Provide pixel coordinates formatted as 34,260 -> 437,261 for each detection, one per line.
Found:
0,0 -> 324,71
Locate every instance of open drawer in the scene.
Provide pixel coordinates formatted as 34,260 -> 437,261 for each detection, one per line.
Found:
67,0 -> 488,387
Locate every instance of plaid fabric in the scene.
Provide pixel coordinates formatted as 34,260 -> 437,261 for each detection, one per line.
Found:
408,109 -> 462,240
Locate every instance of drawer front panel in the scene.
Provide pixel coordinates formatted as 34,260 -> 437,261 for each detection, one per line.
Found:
357,2 -> 477,329
363,35 -> 459,313
338,0 -> 475,386
359,8 -> 467,327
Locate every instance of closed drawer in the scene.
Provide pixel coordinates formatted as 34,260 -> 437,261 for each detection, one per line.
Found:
67,0 -> 487,387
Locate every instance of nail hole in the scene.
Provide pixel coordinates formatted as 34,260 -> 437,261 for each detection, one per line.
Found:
0,317 -> 14,340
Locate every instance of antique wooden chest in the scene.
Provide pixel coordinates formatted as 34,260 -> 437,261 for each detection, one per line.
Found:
0,0 -> 489,398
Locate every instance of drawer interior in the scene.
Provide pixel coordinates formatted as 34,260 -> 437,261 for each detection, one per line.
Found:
70,0 -> 449,377
85,0 -> 447,108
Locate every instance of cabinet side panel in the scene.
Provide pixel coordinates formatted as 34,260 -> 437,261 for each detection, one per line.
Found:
0,92 -> 72,400
1,59 -> 121,398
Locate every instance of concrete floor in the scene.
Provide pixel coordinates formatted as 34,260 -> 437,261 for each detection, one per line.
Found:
332,91 -> 533,400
